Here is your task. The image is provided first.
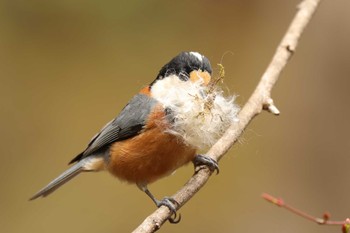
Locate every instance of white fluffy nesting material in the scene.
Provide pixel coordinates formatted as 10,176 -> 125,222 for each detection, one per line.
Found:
151,74 -> 239,150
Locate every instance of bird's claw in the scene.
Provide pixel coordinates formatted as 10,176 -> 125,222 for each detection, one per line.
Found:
156,197 -> 181,224
193,154 -> 220,174
169,212 -> 181,224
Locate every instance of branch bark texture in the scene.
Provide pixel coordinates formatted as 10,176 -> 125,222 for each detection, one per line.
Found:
133,0 -> 322,232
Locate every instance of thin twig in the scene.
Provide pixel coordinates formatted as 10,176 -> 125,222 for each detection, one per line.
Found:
262,193 -> 350,232
132,0 -> 322,232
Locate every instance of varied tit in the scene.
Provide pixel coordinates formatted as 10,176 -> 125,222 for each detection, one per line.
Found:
30,51 -> 239,221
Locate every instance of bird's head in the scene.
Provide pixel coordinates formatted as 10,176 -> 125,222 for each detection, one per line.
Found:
151,51 -> 212,87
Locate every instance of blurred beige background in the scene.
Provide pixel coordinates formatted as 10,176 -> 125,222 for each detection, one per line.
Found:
1,0 -> 350,232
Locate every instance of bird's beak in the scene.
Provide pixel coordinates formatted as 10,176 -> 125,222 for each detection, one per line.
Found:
189,70 -> 211,86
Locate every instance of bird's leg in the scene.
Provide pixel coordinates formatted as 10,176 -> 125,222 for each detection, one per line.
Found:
193,154 -> 220,174
137,184 -> 181,224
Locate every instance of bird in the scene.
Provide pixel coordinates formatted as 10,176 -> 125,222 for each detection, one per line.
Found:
30,51 -> 239,222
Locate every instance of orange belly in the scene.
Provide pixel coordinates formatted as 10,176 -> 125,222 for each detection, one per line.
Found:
107,105 -> 196,184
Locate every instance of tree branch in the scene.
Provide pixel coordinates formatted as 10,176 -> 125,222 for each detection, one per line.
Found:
133,0 -> 322,232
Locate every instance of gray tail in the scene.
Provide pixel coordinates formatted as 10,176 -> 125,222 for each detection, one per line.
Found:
29,161 -> 84,200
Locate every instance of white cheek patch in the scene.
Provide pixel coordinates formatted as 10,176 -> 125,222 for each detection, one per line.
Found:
151,75 -> 239,151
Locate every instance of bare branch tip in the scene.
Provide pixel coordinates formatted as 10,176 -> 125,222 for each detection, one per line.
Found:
263,98 -> 280,115
262,193 -> 284,207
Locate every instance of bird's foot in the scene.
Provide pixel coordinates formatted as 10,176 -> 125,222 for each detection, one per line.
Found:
156,197 -> 181,224
193,154 -> 220,174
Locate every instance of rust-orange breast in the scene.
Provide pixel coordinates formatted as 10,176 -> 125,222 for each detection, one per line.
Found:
107,104 -> 196,184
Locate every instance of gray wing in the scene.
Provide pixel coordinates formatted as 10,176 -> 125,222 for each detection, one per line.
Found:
69,94 -> 158,164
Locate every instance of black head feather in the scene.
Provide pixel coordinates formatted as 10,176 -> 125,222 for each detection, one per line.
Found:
151,52 -> 212,86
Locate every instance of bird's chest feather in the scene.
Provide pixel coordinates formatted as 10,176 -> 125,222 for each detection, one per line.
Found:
107,104 -> 196,184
